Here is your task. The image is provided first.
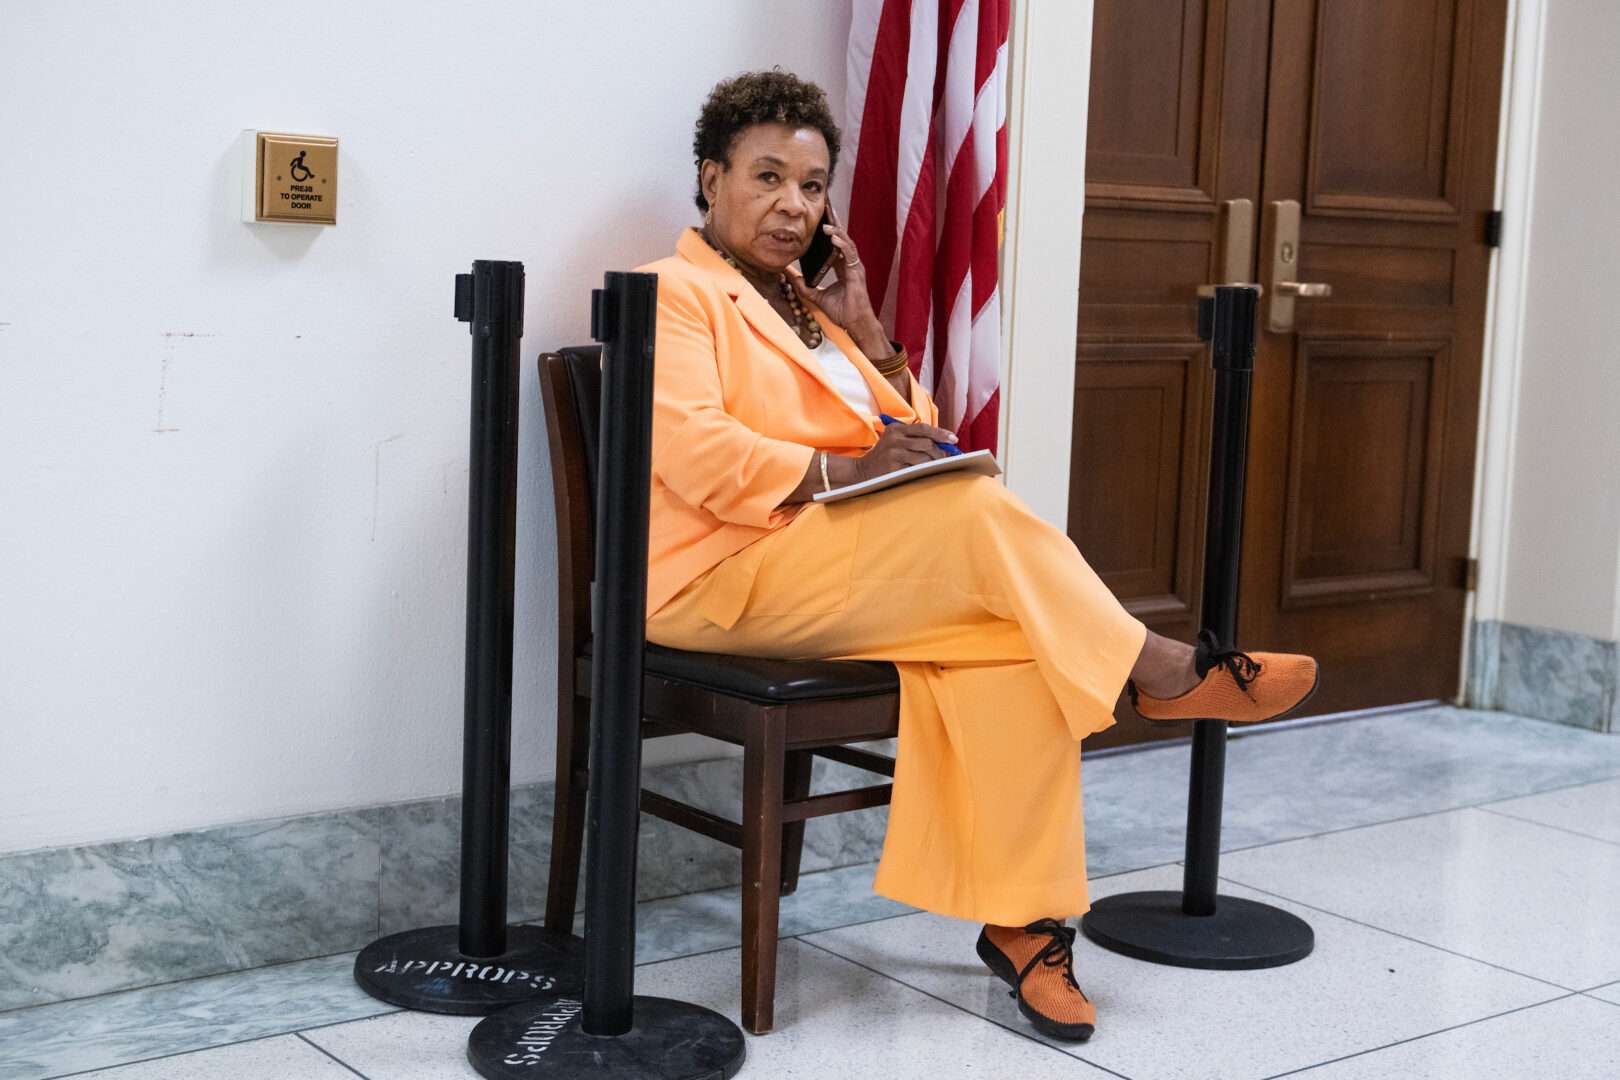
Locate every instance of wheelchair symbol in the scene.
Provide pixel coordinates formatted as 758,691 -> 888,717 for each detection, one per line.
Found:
289,151 -> 314,183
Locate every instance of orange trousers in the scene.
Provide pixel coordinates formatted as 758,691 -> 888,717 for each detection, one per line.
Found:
646,473 -> 1147,925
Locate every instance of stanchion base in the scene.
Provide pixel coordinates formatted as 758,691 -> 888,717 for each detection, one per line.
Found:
1081,890 -> 1314,970
468,994 -> 745,1079
353,925 -> 584,1015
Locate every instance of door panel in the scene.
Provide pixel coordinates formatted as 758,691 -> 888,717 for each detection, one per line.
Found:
1281,342 -> 1449,603
1071,342 -> 1206,621
1086,0 -> 1218,197
1307,0 -> 1469,215
1072,0 -> 1506,745
1073,0 -> 1271,749
1242,0 -> 1505,714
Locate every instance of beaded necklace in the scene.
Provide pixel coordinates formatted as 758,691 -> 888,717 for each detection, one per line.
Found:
702,228 -> 824,350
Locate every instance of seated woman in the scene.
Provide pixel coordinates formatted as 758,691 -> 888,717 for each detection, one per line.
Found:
640,70 -> 1318,1043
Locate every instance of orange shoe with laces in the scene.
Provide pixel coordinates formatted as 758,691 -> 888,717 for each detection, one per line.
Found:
976,918 -> 1095,1042
1129,629 -> 1319,724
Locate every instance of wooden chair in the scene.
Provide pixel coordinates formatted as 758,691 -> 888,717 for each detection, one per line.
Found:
538,346 -> 902,1035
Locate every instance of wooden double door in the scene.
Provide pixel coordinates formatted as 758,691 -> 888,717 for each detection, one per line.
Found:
1071,0 -> 1507,748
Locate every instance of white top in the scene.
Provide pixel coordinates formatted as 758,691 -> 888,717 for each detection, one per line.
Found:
811,336 -> 881,416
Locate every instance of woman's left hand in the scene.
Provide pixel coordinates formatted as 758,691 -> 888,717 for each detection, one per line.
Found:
785,220 -> 888,352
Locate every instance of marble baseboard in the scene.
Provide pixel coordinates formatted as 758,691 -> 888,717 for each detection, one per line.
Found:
1467,619 -> 1619,733
0,813 -> 382,1015
0,745 -> 895,1012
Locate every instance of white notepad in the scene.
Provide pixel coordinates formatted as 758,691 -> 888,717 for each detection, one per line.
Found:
812,449 -> 1001,504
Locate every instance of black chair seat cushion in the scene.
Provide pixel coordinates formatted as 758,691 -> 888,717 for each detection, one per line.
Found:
581,641 -> 898,704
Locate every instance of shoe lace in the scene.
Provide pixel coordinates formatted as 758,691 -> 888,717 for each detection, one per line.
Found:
1196,629 -> 1261,693
1010,918 -> 1087,1001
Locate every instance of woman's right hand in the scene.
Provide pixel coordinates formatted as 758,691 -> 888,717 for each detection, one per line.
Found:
855,422 -> 959,481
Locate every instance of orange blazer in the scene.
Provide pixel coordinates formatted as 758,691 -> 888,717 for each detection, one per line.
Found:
638,228 -> 939,615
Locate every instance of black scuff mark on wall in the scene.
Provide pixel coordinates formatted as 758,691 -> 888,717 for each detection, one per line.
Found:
371,433 -> 406,541
155,332 -> 217,434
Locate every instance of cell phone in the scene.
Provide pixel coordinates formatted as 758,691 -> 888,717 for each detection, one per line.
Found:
798,206 -> 837,286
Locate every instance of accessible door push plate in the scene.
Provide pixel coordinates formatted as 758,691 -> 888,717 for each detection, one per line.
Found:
240,130 -> 338,225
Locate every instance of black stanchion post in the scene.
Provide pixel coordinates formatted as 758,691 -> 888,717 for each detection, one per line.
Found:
353,261 -> 584,1013
459,259 -> 523,959
466,272 -> 745,1079
1080,285 -> 1315,969
579,270 -> 657,1037
1181,284 -> 1253,918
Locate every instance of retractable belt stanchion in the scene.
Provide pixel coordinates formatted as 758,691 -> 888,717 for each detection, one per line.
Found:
467,272 -> 746,1079
354,261 -> 584,1013
1081,285 -> 1316,970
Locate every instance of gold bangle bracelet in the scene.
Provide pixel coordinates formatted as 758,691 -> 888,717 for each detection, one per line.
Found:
819,450 -> 831,492
873,346 -> 910,377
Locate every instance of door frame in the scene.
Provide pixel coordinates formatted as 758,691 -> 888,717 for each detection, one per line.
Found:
1461,0 -> 1545,688
999,0 -> 1543,703
997,0 -> 1095,528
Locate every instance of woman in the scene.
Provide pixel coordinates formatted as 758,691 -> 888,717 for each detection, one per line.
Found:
639,71 -> 1317,1043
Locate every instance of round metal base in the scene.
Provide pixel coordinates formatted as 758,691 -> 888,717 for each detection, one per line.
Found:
353,925 -> 585,1015
468,994 -> 746,1079
1081,890 -> 1314,970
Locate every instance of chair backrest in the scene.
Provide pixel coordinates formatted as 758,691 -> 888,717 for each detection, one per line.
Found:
538,346 -> 604,656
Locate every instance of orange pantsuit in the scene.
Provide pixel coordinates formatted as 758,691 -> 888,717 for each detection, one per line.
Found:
638,231 -> 1146,925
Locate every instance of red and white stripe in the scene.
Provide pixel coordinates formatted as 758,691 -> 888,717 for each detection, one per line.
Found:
842,0 -> 1010,452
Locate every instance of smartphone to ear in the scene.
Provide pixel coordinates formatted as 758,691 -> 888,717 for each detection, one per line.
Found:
798,206 -> 838,286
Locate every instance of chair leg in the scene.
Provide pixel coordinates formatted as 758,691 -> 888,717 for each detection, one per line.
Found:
779,750 -> 814,897
543,697 -> 590,933
740,709 -> 787,1035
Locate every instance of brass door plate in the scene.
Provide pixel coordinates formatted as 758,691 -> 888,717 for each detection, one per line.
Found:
241,131 -> 337,225
1265,200 -> 1302,332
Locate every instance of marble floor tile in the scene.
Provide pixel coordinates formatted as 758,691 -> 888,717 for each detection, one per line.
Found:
11,708 -> 1620,1080
772,860 -> 917,937
1082,707 -> 1620,883
1081,734 -> 1194,876
302,1012 -> 482,1080
0,863 -> 907,1080
1587,981 -> 1620,1005
1478,777 -> 1620,845
642,939 -> 1117,1079
0,953 -> 390,1080
1218,808 -> 1620,989
308,941 -> 1116,1080
633,754 -> 894,906
43,1034 -> 356,1079
1289,994 -> 1620,1080
803,864 -> 1559,1080
555,860 -> 916,966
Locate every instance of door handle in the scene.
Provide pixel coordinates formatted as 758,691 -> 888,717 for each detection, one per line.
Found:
1197,198 -> 1258,298
1264,200 -> 1332,332
1274,281 -> 1332,298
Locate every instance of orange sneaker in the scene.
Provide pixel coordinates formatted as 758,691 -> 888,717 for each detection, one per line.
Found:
976,918 -> 1095,1042
1129,630 -> 1319,724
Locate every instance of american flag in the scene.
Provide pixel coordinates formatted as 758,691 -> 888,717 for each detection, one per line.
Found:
841,0 -> 1011,453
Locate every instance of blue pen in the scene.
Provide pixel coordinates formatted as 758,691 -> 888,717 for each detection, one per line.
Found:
879,413 -> 962,456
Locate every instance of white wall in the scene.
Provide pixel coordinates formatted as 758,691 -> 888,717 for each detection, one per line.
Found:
0,0 -> 850,854
1487,0 -> 1620,642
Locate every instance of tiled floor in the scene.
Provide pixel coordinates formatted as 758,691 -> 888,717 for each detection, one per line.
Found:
6,705 -> 1620,1079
